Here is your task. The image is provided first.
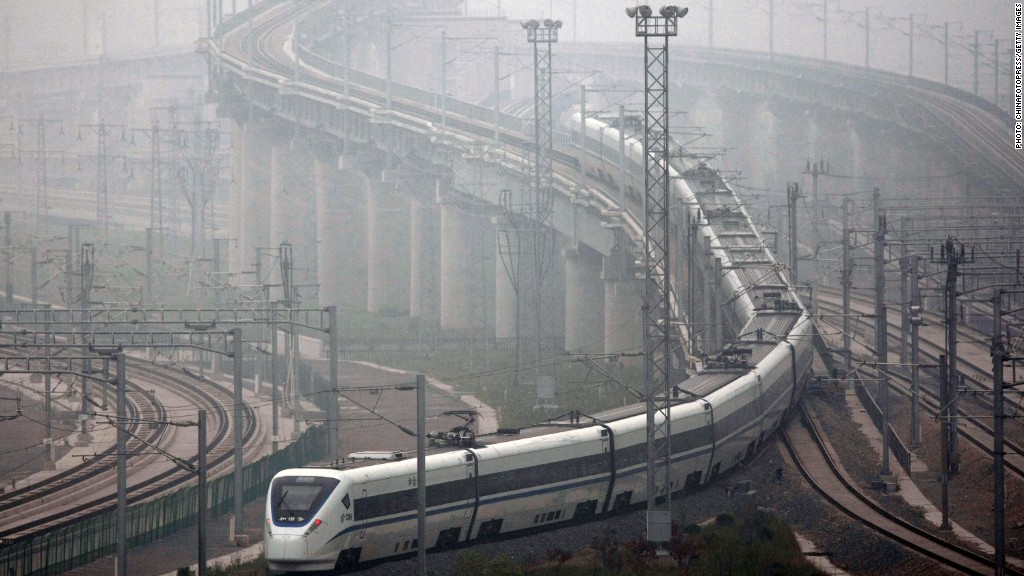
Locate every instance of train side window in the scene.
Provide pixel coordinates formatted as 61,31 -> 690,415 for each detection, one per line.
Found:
545,511 -> 555,522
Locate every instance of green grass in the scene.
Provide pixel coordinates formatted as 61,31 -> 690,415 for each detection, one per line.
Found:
521,507 -> 826,576
183,508 -> 825,576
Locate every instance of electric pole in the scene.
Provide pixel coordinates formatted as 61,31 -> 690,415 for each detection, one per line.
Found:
873,189 -> 890,477
174,119 -> 223,261
802,159 -> 830,269
787,182 -> 800,287
991,290 -> 1006,576
841,196 -> 852,371
115,350 -> 127,576
198,408 -> 208,576
933,236 -> 971,468
3,211 -> 12,306
939,356 -> 951,530
131,112 -> 171,258
909,254 -> 922,447
78,120 -> 126,243
18,116 -> 64,234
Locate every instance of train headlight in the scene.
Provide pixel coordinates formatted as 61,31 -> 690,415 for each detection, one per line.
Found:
304,518 -> 324,536
265,518 -> 273,536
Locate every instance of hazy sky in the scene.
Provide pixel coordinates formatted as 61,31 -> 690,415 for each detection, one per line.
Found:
473,0 -> 1012,88
2,0 -> 1013,90
1,0 -> 205,62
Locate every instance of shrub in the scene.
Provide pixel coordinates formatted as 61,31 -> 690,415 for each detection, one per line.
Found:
454,550 -> 523,576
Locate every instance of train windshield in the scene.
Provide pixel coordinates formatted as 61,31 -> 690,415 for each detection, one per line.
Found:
270,476 -> 340,525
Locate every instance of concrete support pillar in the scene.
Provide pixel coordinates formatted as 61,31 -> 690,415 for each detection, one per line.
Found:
564,244 -> 604,353
439,201 -> 477,331
409,179 -> 441,323
771,105 -> 809,188
365,175 -> 410,315
229,118 -> 246,274
409,195 -> 424,319
717,93 -> 760,185
803,110 -> 822,164
724,99 -> 778,192
243,125 -> 272,274
317,163 -> 367,310
849,122 -> 867,183
549,238 -> 567,345
495,237 -> 517,340
268,143 -> 316,290
754,103 -> 781,192
688,95 -> 724,151
314,154 -> 337,306
602,243 -> 641,355
269,143 -> 287,249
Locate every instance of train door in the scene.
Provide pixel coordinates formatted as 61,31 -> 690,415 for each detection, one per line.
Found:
703,401 -> 716,484
464,453 -> 476,519
754,373 -> 766,452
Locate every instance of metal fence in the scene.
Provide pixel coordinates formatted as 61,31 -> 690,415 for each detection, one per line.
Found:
855,382 -> 912,475
0,426 -> 327,576
335,336 -> 567,357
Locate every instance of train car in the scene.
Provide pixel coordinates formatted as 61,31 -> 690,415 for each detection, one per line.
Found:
264,110 -> 815,574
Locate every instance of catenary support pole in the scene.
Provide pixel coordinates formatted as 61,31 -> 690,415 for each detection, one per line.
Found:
874,189 -> 890,477
116,351 -> 127,576
271,301 -> 279,452
787,183 -> 799,286
842,196 -> 851,371
416,374 -> 427,576
992,291 -> 1005,576
146,227 -> 154,304
31,246 -> 37,305
4,211 -> 12,306
232,327 -> 244,540
939,356 -> 951,530
328,305 -> 339,461
493,46 -> 500,143
198,408 -> 208,576
45,356 -> 52,464
910,254 -> 921,446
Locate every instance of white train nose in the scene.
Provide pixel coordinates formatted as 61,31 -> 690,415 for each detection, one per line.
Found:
266,534 -> 307,560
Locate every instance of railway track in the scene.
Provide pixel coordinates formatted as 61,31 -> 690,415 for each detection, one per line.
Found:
230,0 -> 583,175
0,366 -> 165,515
782,401 -> 1021,576
0,354 -> 256,543
814,286 -> 1024,482
222,2 -> 1022,572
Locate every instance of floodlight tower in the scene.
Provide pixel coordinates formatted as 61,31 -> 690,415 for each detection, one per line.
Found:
626,3 -> 687,546
522,18 -> 560,379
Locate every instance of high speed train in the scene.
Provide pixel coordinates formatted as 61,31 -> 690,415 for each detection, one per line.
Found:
263,107 -> 815,572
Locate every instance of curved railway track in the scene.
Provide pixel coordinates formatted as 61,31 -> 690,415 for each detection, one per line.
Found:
0,354 -> 257,543
233,0 -> 583,174
219,1 -> 1022,571
815,286 -> 1024,482
783,401 -> 1020,576
0,364 -> 166,515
